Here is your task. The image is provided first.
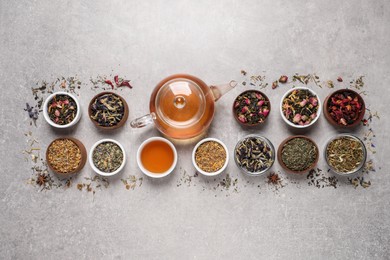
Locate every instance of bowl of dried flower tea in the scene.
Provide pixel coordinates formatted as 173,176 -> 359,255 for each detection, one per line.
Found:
323,89 -> 365,128
325,134 -> 366,176
277,135 -> 319,174
46,137 -> 87,175
233,90 -> 271,127
280,87 -> 321,128
88,92 -> 129,130
43,92 -> 81,128
136,137 -> 178,178
89,139 -> 126,177
192,138 -> 229,176
234,135 -> 275,176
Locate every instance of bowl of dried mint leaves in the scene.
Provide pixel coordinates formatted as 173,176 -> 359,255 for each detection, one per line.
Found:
89,139 -> 126,177
88,92 -> 129,130
192,138 -> 229,176
277,135 -> 319,174
43,92 -> 81,128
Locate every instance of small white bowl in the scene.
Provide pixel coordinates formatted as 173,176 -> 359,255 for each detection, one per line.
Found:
137,137 -> 177,178
89,139 -> 126,177
192,138 -> 229,176
280,87 -> 321,129
43,91 -> 81,128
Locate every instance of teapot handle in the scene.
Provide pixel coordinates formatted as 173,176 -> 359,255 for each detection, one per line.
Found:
130,113 -> 156,128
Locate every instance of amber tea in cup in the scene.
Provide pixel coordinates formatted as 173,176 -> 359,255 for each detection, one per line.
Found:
137,137 -> 177,178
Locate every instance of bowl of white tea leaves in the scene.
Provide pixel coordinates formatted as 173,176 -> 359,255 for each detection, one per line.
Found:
325,134 -> 366,175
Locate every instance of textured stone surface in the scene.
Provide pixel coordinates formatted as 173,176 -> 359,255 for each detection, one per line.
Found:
0,0 -> 389,259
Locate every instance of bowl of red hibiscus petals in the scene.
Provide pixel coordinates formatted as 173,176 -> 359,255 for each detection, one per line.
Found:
324,89 -> 365,128
280,87 -> 321,128
43,92 -> 81,128
233,90 -> 271,127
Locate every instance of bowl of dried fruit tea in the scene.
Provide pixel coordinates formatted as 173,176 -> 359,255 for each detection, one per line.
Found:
89,139 -> 126,177
277,135 -> 319,174
46,137 -> 87,175
43,92 -> 81,128
325,134 -> 366,176
234,135 -> 275,176
323,89 -> 365,128
280,87 -> 321,128
233,90 -> 271,127
88,92 -> 129,130
192,138 -> 229,176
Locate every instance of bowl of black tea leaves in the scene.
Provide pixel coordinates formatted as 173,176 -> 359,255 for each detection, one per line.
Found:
234,135 -> 275,175
89,92 -> 129,130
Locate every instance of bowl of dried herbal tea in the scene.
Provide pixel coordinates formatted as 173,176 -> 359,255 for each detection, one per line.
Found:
280,87 -> 321,128
323,89 -> 365,128
88,92 -> 129,130
46,137 -> 87,175
325,134 -> 366,176
89,139 -> 126,177
277,135 -> 319,174
234,135 -> 275,176
232,90 -> 271,127
43,92 -> 81,128
192,138 -> 229,176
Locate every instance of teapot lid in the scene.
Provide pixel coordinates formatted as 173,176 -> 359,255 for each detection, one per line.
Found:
155,78 -> 206,128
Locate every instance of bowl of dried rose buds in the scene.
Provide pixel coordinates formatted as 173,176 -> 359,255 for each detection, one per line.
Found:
280,87 -> 321,128
43,92 -> 81,128
233,90 -> 271,127
323,89 -> 365,128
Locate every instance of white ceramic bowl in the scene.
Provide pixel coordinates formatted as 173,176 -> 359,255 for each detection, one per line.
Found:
280,87 -> 321,129
192,138 -> 229,176
136,137 -> 177,178
89,139 -> 126,177
43,91 -> 81,128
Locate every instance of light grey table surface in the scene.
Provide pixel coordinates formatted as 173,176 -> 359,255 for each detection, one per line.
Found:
1,0 -> 389,259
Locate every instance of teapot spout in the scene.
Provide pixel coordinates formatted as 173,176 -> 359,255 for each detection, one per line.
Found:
210,80 -> 237,102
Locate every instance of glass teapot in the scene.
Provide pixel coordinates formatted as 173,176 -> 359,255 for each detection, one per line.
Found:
130,74 -> 237,139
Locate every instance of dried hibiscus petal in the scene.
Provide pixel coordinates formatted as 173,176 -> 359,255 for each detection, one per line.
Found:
119,80 -> 133,88
104,80 -> 114,89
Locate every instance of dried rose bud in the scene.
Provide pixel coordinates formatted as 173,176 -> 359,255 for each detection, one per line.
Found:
337,77 -> 343,82
234,101 -> 240,108
244,98 -> 250,105
238,114 -> 247,123
310,113 -> 317,119
272,81 -> 278,89
279,75 -> 288,83
54,110 -> 60,117
262,109 -> 270,117
257,100 -> 264,107
255,93 -> 262,99
301,115 -> 308,122
293,114 -> 301,123
300,99 -> 307,107
241,106 -> 249,113
309,97 -> 318,106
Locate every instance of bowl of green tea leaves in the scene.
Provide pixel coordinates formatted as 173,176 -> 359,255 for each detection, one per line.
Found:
278,135 -> 319,174
325,134 -> 366,175
43,92 -> 81,128
234,135 -> 275,175
89,92 -> 129,130
233,90 -> 271,127
89,139 -> 126,176
280,87 -> 321,128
